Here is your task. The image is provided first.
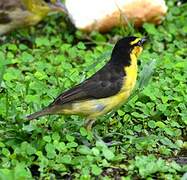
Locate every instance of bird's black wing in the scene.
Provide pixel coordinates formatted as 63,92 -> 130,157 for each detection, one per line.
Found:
52,62 -> 125,106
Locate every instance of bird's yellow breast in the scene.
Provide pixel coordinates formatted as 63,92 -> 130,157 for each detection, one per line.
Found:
58,48 -> 140,119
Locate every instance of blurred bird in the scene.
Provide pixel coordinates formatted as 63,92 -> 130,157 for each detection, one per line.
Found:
0,0 -> 67,35
27,36 -> 147,130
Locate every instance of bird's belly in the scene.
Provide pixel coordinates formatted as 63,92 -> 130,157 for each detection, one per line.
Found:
60,89 -> 132,118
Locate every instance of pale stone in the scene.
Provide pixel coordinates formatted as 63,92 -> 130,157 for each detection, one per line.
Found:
65,0 -> 167,32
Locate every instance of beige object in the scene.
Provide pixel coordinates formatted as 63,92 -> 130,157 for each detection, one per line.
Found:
65,0 -> 167,32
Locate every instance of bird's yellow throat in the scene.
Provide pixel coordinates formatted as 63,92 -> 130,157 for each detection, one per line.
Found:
132,46 -> 143,57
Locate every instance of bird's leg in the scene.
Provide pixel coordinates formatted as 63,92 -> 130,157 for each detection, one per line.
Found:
84,119 -> 96,131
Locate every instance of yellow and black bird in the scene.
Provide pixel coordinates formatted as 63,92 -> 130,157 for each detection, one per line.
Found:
27,36 -> 146,129
0,0 -> 67,35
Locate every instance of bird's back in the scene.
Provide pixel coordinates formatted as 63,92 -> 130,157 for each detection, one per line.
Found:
0,0 -> 31,35
52,61 -> 125,105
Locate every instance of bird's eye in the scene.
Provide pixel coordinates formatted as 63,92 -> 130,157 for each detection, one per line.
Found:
44,0 -> 51,3
136,41 -> 141,46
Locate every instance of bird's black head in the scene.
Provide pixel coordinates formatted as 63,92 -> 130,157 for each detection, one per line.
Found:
111,36 -> 147,65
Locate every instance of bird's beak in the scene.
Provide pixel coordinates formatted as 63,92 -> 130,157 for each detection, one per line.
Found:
138,37 -> 147,46
50,0 -> 68,14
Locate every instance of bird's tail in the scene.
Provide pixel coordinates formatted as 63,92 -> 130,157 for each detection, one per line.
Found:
26,105 -> 59,120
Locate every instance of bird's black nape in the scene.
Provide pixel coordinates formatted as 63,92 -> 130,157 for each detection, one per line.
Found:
110,36 -> 138,66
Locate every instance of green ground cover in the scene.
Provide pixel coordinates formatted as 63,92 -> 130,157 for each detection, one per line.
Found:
0,1 -> 187,179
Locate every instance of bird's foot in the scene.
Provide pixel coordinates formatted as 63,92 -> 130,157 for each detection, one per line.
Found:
84,119 -> 96,131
